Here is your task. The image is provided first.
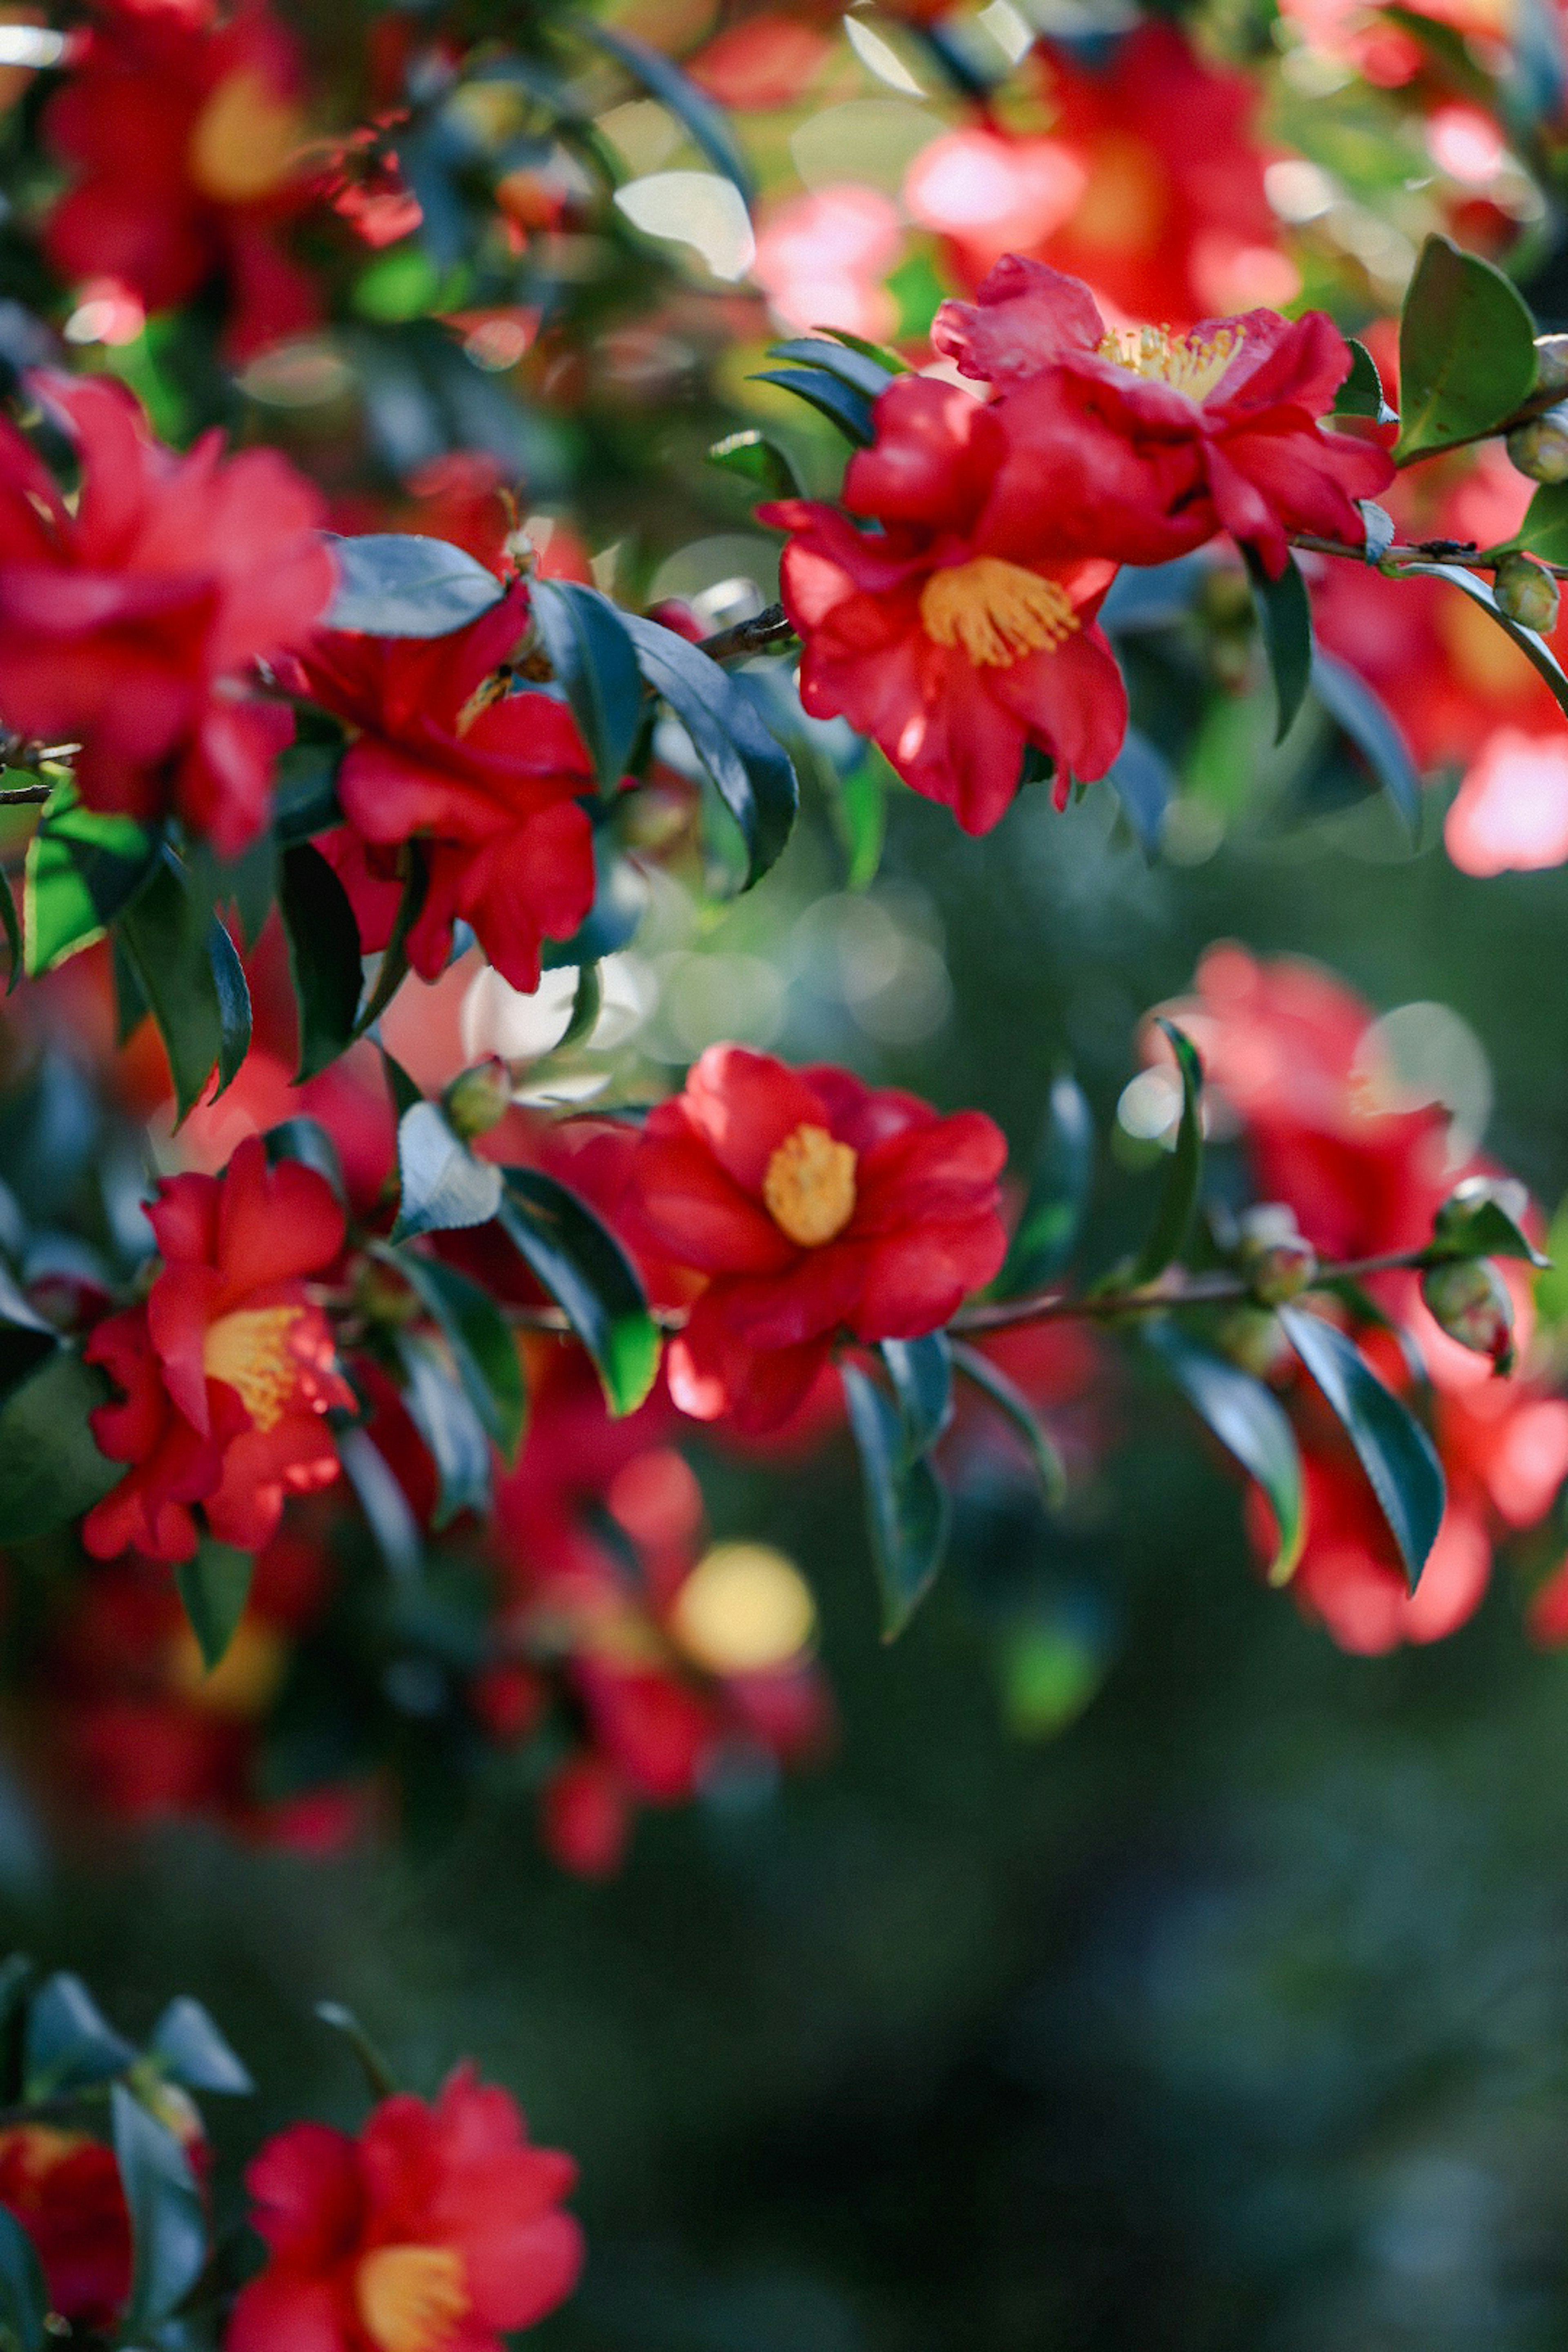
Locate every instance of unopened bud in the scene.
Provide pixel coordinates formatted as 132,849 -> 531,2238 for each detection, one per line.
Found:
1535,334 -> 1568,399
442,1056 -> 512,1139
1493,552 -> 1560,634
1508,404 -> 1568,484
1238,1203 -> 1318,1306
1421,1256 -> 1516,1374
1215,1303 -> 1294,1381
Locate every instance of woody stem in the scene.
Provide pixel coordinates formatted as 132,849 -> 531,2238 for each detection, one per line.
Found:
1294,532 -> 1568,581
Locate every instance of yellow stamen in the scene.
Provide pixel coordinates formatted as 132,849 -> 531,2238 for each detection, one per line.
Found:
1097,322 -> 1242,405
762,1123 -> 857,1248
202,1306 -> 306,1433
355,2246 -> 470,2352
187,69 -> 303,203
918,558 -> 1079,669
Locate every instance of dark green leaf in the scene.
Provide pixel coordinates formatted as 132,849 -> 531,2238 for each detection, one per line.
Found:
0,1262 -> 58,1403
878,1333 -> 953,1459
263,1116 -> 347,1200
115,855 -> 229,1125
339,1425 -> 423,1583
148,1998 -> 253,2096
529,581 -> 645,791
1312,650 -> 1421,836
1395,233 -> 1538,462
0,1349 -> 117,1542
24,1973 -> 134,2098
112,2082 -> 208,2334
1432,1173 -> 1550,1266
821,326 -> 914,376
393,1102 -> 503,1241
621,613 -> 798,885
271,739 -> 343,844
499,1168 -> 661,1417
948,1340 -> 1067,1508
1130,1020 -> 1204,1285
24,799 -> 159,976
1145,1321 -> 1304,1584
278,844 -> 364,1081
834,752 -> 886,891
708,428 -> 806,499
999,1073 -> 1095,1295
1401,559 -> 1568,722
1334,338 -> 1396,423
314,2001 -> 400,2097
540,850 -> 649,969
113,933 -> 147,1045
1245,548 -> 1313,744
0,2204 -> 48,2351
325,534 -> 509,637
576,18 -> 755,201
557,960 -> 602,1055
1105,726 -> 1174,853
0,869 -> 19,995
352,850 -> 427,1038
767,335 -> 895,401
1278,1305 -> 1445,1590
174,1542 -> 254,1672
208,914 -> 252,1100
382,1247 -> 526,1459
842,1361 -> 951,1640
394,1330 -> 492,1529
380,1047 -> 423,1121
752,366 -> 877,446
1515,479 -> 1568,565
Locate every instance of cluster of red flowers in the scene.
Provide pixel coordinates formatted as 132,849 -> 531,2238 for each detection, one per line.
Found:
766,256 -> 1392,833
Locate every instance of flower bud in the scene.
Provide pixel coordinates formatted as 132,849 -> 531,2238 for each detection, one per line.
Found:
1215,1303 -> 1294,1381
442,1056 -> 513,1140
1238,1203 -> 1318,1306
1493,552 -> 1560,634
1421,1256 -> 1516,1374
1508,405 -> 1568,484
1535,334 -> 1568,398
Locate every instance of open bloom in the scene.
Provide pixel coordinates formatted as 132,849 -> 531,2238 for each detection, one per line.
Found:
0,373 -> 333,853
228,2067 -> 582,2352
43,0 -> 316,360
279,589 -> 598,994
762,376 -> 1128,832
83,1137 -> 353,1564
0,2126 -> 132,2331
634,1045 -> 1008,1431
933,256 -> 1394,577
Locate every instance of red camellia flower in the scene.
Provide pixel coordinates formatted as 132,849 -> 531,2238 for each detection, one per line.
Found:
278,588 -> 599,994
0,2125 -> 132,2331
82,1137 -> 354,1564
0,373 -> 334,854
761,376 -> 1128,833
228,2067 -> 583,2352
933,256 -> 1394,579
633,1045 -> 1008,1431
43,0 -> 317,360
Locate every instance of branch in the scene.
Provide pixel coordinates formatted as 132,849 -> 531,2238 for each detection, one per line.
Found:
1294,532 -> 1568,581
0,781 -> 50,806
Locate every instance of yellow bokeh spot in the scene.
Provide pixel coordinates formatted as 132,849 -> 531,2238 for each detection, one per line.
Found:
355,2246 -> 470,2352
669,1543 -> 817,1676
203,1306 -> 305,1432
919,558 -> 1078,669
187,69 -> 303,203
763,1123 -> 857,1248
168,1616 -> 287,1718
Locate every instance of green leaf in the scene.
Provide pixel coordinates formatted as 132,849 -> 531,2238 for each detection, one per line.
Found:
24,798 -> 159,976
271,739 -> 344,844
325,534 -> 509,636
1334,337 -> 1396,423
208,913 -> 252,1101
147,1998 -> 253,2096
1245,548 -> 1313,744
0,1261 -> 60,1403
24,1973 -> 134,2098
842,1361 -> 951,1640
1400,560 -> 1568,722
835,751 -> 886,891
767,335 -> 895,403
1395,232 -> 1538,462
173,1542 -> 254,1672
115,855 -> 232,1125
1130,1020 -> 1204,1285
1515,479 -> 1568,565
263,1116 -> 347,1201
621,613 -> 798,886
1312,651 -> 1421,837
708,428 -> 806,499
112,2082 -> 208,2334
878,1333 -> 953,1459
529,581 -> 645,792
1106,726 -> 1175,852
575,18 -> 755,202
821,325 -> 913,376
499,1167 -> 661,1417
278,843 -> 365,1081
314,2001 -> 400,2097
1431,1173 -> 1550,1266
0,1349 -> 117,1542
1145,1321 -> 1304,1585
394,1330 -> 492,1529
948,1340 -> 1067,1509
352,849 -> 427,1038
752,366 -> 877,446
0,2205 -> 48,2352
339,1425 -> 423,1583
1000,1074 -> 1095,1295
0,869 -> 20,995
1278,1305 -> 1445,1590
382,1247 -> 526,1458
393,1101 -> 503,1241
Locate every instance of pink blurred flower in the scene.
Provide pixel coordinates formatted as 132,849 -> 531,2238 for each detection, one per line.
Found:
753,185 -> 902,338
1444,729 -> 1568,875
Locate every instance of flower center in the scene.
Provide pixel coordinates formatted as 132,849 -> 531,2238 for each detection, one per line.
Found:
1098,322 -> 1241,404
202,1306 -> 307,1433
187,68 -> 303,203
762,1123 -> 857,1248
355,2246 -> 470,2352
918,559 -> 1079,669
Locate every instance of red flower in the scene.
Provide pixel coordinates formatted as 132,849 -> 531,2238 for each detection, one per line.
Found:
228,2068 -> 582,2352
43,0 -> 317,361
0,373 -> 334,854
0,2126 -> 132,2330
83,1137 -> 353,1564
279,589 -> 599,994
762,376 -> 1128,832
933,256 -> 1394,578
634,1045 -> 1008,1431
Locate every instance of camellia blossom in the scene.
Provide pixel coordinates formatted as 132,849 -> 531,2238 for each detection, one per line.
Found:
1444,728 -> 1568,875
82,1137 -> 354,1564
0,2125 -> 132,2331
43,0 -> 317,360
278,588 -> 598,994
227,2067 -> 583,2352
0,373 -> 334,854
761,376 -> 1128,832
933,255 -> 1394,578
633,1045 -> 1008,1431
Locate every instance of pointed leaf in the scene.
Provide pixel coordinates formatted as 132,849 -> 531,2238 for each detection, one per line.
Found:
24,1973 -> 134,2098
393,1102 -> 503,1240
1106,726 -> 1175,852
382,1247 -> 526,1458
1145,1321 -> 1304,1584
1245,548 -> 1313,744
208,914 -> 252,1100
324,534 -> 508,637
948,1340 -> 1067,1508
1432,1173 -> 1550,1266
1334,337 -> 1396,423
576,18 -> 755,201
999,1073 -> 1095,1294
499,1167 -> 661,1416
148,1998 -> 253,2096
1401,559 -> 1568,720
0,1348 -> 117,1541
394,1330 -> 492,1529
112,2082 -> 208,2334
621,612 -> 798,884
1278,1305 -> 1445,1589
174,1542 -> 254,1672
766,335 -> 895,401
263,1116 -> 347,1201
115,855 -> 228,1125
271,739 -> 343,844
843,1361 -> 951,1640
1312,650 -> 1422,836
0,869 -> 20,994
314,2002 -> 400,2098
1130,1020 -> 1204,1285
339,1425 -> 423,1583
528,581 -> 645,791
0,2204 -> 47,2351
1396,233 -> 1538,462
752,366 -> 877,445
709,428 -> 806,499
1515,478 -> 1568,564
878,1332 -> 953,1460
278,843 -> 364,1081
24,799 -> 159,975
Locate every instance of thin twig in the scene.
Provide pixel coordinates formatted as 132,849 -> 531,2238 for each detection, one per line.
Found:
695,603 -> 797,664
0,782 -> 50,807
